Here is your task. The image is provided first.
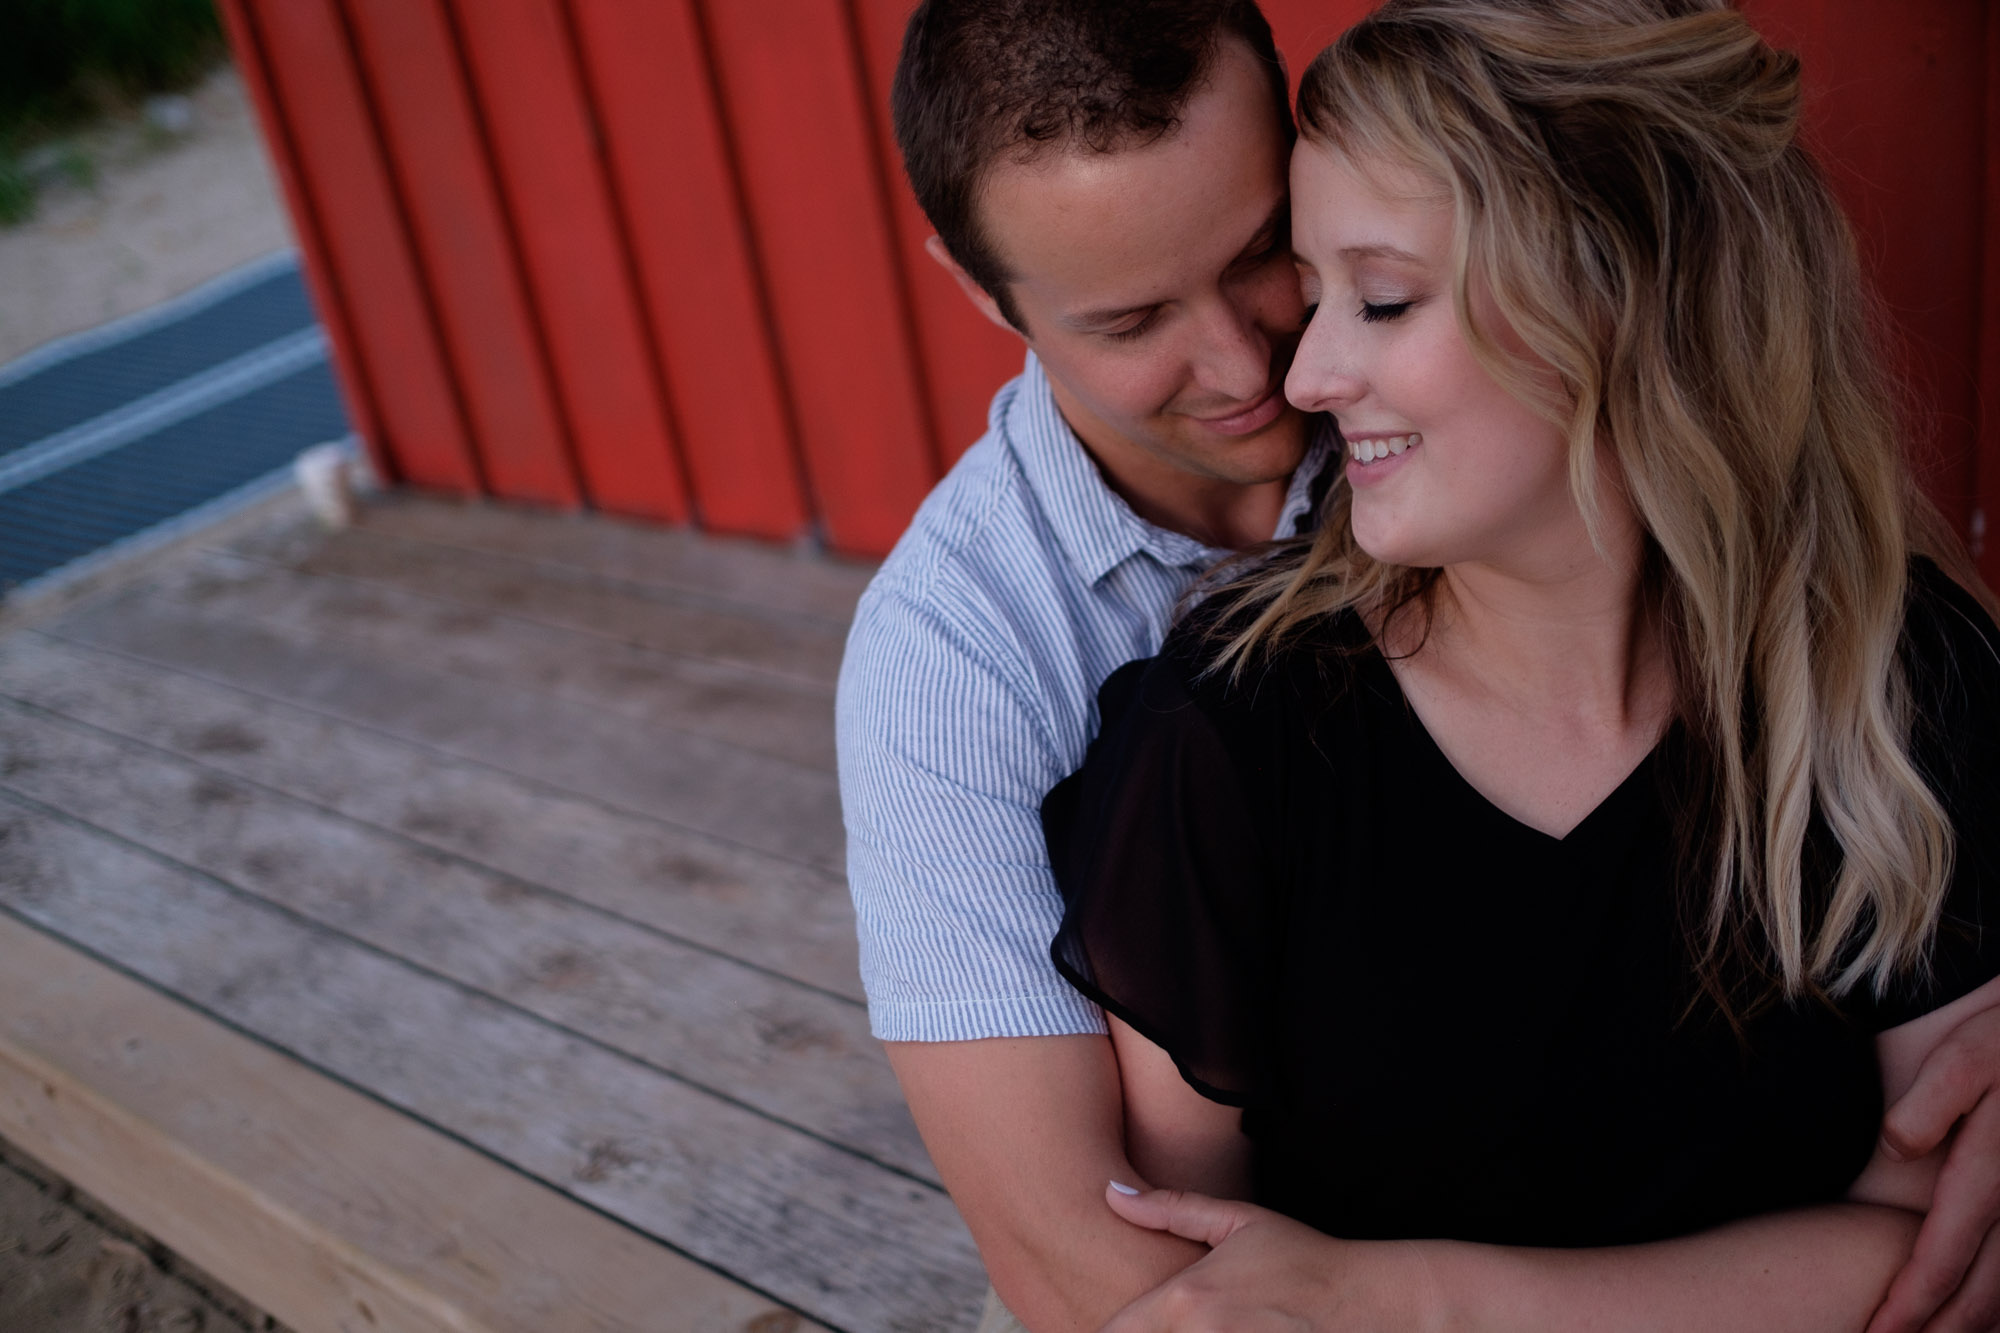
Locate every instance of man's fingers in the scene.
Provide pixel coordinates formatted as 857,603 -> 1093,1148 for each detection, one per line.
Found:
1886,1018 -> 2000,1161
1887,1061 -> 1980,1162
1105,1181 -> 1264,1247
1920,1220 -> 2000,1333
1872,1096 -> 2000,1333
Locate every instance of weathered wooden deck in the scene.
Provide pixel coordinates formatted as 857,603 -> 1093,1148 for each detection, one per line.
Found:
0,494 -> 986,1331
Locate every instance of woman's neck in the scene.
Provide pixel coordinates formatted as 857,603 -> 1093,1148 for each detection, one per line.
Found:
1381,506 -> 1670,740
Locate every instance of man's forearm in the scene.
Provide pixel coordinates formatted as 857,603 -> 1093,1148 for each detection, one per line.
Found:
887,1034 -> 1208,1332
1431,1204 -> 1922,1333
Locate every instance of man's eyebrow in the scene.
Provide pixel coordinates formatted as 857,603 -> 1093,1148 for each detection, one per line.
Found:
1062,200 -> 1292,330
1231,201 -> 1288,263
1062,298 -> 1161,331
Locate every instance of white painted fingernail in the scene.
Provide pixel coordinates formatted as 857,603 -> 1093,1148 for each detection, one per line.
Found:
1109,1180 -> 1141,1195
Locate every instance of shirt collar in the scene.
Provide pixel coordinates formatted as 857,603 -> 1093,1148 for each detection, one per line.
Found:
1004,351 -> 1337,585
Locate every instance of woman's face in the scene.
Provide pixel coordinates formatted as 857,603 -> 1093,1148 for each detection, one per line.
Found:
1285,141 -> 1584,579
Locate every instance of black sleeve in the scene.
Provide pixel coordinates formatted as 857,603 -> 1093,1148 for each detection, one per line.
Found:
1042,652 -> 1278,1106
1857,561 -> 2000,1030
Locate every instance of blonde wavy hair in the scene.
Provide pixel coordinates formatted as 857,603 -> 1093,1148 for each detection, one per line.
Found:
1216,0 -> 1985,1008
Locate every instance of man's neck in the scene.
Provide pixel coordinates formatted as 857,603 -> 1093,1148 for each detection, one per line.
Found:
1100,463 -> 1291,550
1053,407 -> 1301,551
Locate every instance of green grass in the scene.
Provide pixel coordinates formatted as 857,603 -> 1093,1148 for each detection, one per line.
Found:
0,0 -> 223,221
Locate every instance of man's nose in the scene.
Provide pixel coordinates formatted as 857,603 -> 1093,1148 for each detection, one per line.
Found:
1190,299 -> 1274,403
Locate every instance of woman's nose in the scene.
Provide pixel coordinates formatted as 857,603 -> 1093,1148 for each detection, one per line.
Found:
1285,316 -> 1363,414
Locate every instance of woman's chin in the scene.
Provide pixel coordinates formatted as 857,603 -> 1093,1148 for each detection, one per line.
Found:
1349,521 -> 1432,572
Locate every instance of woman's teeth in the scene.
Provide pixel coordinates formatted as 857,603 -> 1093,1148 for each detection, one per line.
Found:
1348,434 -> 1419,464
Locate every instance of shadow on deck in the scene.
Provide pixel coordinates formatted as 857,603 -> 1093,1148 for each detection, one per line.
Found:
0,493 -> 985,1332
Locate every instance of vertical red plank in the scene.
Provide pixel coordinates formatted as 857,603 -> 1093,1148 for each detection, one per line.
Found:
1260,0 -> 1374,91
218,0 -> 479,494
215,0 -> 384,482
853,0 -> 1025,465
341,0 -> 581,509
1745,0 -> 1986,531
1979,3 -> 2000,586
565,0 -> 810,541
703,0 -> 939,557
447,0 -> 691,523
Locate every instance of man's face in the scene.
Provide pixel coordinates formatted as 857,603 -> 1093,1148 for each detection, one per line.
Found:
974,40 -> 1307,506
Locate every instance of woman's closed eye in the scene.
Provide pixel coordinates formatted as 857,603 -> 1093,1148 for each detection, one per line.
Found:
1359,300 -> 1412,324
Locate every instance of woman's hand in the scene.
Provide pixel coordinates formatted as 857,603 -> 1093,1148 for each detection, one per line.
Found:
1097,1183 -> 1442,1332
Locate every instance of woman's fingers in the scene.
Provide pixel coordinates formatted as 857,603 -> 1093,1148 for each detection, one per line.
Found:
1105,1181 -> 1267,1248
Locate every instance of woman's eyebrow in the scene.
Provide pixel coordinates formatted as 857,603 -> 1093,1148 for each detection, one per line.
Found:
1339,242 -> 1426,263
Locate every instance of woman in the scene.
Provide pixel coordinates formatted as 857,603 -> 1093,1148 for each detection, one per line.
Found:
1044,0 -> 2000,1326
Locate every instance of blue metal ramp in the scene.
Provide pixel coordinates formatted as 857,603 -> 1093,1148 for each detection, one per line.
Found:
0,252 -> 353,597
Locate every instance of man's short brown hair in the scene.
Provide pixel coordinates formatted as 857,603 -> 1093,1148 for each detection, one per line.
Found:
892,0 -> 1292,330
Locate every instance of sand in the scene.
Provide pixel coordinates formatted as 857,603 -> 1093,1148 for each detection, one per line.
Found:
0,63 -> 295,365
0,58 -> 296,1333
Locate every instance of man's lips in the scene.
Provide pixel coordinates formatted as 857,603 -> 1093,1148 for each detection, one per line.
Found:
1191,387 -> 1287,437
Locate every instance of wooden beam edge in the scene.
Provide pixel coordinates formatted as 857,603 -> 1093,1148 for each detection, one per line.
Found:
0,914 -> 821,1333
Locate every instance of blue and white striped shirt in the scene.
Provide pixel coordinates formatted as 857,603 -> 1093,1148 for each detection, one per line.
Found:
837,352 -> 1330,1041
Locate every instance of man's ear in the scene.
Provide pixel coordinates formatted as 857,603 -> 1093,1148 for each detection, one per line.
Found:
924,235 -> 1020,336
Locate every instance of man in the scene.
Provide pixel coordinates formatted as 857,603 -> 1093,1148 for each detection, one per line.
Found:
836,3 -> 2000,1329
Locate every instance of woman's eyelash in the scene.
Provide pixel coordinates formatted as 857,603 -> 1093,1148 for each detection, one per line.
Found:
1359,301 -> 1412,324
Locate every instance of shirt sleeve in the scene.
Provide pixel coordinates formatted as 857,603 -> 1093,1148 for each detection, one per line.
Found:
1854,562 -> 2000,1031
837,583 -> 1107,1041
1043,651 -> 1278,1106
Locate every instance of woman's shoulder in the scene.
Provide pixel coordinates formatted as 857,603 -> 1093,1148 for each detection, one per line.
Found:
1152,582 -> 1371,713
1904,557 -> 2000,688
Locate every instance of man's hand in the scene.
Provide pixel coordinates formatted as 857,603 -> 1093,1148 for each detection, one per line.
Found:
1869,1005 -> 2000,1333
1097,1183 -> 1440,1332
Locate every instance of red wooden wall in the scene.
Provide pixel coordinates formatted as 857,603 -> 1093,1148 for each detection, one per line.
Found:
220,0 -> 1999,568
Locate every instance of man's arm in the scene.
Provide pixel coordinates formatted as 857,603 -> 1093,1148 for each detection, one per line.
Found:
1088,979 -> 2000,1331
839,583 -> 1210,1328
1099,1188 -> 1917,1332
1869,1002 -> 2000,1333
886,1035 -> 1208,1332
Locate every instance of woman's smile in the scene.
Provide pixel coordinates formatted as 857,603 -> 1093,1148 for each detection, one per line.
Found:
1287,142 -> 1594,576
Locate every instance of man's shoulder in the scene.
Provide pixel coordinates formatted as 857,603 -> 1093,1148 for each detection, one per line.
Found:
858,426 -> 1071,642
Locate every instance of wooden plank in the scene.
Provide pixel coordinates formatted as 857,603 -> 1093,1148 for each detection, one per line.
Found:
0,634 -> 864,1000
851,0 -> 1026,464
339,496 -> 874,627
0,800 -> 984,1330
339,0 -> 583,509
0,700 -> 927,1181
213,0 -> 389,485
0,915 -> 821,1333
445,0 -> 690,522
133,544 -> 838,770
232,0 -> 482,495
566,0 -> 812,541
44,593 -> 846,872
217,523 -> 850,691
705,0 -> 939,557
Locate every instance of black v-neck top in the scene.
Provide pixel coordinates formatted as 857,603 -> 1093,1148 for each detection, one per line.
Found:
1044,560 -> 2000,1248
